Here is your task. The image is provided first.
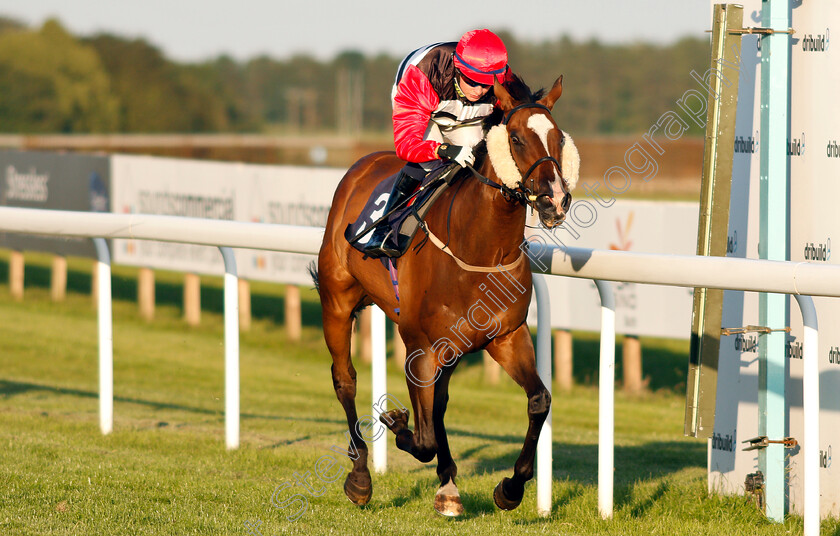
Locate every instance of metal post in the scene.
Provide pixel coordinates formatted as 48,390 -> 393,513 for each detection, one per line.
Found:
686,3 -> 742,438
758,0 -> 790,522
595,280 -> 616,519
93,238 -> 113,435
793,294 -> 819,536
371,305 -> 387,473
219,247 -> 240,450
533,273 -> 552,516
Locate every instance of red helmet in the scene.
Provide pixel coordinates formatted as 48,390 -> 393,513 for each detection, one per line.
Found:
453,29 -> 508,85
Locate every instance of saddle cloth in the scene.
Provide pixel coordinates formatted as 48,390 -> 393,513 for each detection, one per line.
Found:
344,162 -> 456,258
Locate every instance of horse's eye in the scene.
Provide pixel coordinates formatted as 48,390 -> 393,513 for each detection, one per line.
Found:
510,134 -> 523,146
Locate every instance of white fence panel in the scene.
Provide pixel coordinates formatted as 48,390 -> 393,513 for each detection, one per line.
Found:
111,154 -> 342,285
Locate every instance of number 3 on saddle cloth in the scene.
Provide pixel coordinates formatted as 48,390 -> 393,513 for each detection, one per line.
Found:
344,162 -> 457,260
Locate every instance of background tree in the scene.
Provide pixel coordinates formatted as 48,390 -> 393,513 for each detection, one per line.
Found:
0,19 -> 118,132
84,34 -> 228,132
0,15 -> 25,34
0,14 -> 709,136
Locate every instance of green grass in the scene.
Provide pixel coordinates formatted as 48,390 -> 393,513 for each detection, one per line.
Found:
0,253 -> 836,535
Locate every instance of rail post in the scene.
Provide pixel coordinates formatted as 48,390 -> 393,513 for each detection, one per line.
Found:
219,247 -> 240,450
595,280 -> 616,519
371,305 -> 388,473
793,294 -> 819,536
93,238 -> 113,436
533,273 -> 552,516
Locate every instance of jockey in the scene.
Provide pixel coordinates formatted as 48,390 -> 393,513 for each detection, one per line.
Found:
364,28 -> 511,258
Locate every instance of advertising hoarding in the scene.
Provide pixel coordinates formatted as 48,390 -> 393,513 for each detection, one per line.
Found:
0,150 -> 110,258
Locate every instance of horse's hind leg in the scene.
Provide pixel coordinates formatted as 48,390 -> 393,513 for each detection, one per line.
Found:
320,274 -> 372,506
484,323 -> 551,511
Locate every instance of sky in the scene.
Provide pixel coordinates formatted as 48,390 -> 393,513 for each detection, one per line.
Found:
0,0 -> 712,63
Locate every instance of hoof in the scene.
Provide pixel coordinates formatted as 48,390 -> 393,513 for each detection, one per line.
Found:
343,471 -> 372,506
493,477 -> 523,511
379,407 -> 409,434
434,479 -> 465,517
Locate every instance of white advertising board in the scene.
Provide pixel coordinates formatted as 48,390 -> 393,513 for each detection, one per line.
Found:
112,153 -> 701,338
0,150 -> 110,258
710,1 -> 840,518
111,155 -> 343,285
526,199 -> 699,338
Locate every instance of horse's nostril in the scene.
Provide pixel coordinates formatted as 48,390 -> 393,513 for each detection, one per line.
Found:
560,194 -> 572,213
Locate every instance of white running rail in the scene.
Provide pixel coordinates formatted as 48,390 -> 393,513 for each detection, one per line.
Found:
0,207 -> 836,534
527,242 -> 834,535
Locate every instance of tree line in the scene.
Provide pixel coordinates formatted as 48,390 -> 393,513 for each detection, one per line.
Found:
0,17 -> 710,136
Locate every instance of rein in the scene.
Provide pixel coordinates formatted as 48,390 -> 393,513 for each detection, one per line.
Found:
467,164 -> 530,205
414,177 -> 526,273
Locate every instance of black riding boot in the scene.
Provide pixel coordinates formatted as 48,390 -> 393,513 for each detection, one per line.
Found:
363,171 -> 422,258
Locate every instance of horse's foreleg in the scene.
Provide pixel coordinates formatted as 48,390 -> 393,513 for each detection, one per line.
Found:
323,300 -> 372,506
431,368 -> 464,516
485,324 -> 551,511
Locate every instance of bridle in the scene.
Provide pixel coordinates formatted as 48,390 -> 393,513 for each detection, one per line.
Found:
468,102 -> 572,213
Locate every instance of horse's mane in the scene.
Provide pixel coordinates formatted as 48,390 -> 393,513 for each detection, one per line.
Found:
473,74 -> 546,167
483,73 -> 546,129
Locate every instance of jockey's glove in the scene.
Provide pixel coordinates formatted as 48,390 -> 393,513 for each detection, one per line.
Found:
437,144 -> 475,168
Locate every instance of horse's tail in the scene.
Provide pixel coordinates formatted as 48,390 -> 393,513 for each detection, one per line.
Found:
307,261 -> 320,294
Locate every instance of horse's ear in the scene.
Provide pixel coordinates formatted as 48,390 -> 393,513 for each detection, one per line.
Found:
494,80 -> 515,111
537,75 -> 564,110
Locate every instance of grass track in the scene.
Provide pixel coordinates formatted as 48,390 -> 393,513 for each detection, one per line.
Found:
0,254 -> 836,535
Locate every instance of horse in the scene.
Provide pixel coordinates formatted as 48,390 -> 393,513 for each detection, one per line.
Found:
313,73 -> 578,516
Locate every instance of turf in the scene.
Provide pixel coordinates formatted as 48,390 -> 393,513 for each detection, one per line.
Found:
0,253 -> 835,535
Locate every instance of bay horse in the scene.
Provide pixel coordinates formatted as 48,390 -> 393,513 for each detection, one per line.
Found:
314,74 -> 578,516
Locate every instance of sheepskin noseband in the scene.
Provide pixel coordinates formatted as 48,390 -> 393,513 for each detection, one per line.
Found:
485,124 -> 579,191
